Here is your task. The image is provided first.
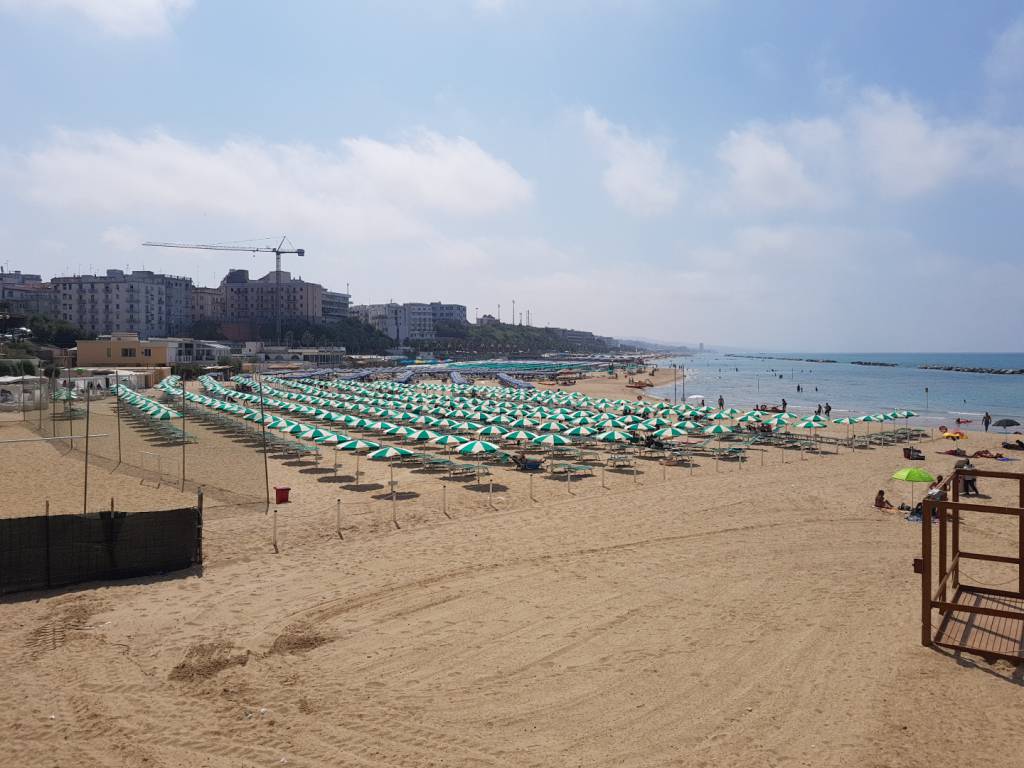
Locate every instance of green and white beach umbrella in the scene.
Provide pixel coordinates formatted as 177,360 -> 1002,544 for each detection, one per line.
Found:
532,433 -> 571,447
457,440 -> 500,455
431,434 -> 469,446
737,412 -> 763,423
367,446 -> 414,460
475,423 -> 509,436
314,433 -> 345,445
504,430 -> 539,442
407,429 -> 440,441
509,417 -> 538,428
653,426 -> 688,439
703,424 -> 733,435
596,429 -> 633,442
535,421 -> 564,432
795,419 -> 826,430
564,425 -> 597,437
336,438 -> 380,451
675,420 -> 702,431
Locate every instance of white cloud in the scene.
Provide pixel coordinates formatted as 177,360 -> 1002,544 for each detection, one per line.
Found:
472,0 -> 510,11
986,16 -> 1024,87
100,225 -> 143,251
717,128 -> 826,211
0,0 -> 193,37
582,108 -> 683,216
713,88 -> 1024,210
20,129 -> 532,245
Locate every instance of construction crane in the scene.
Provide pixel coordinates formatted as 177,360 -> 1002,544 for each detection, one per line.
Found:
142,237 -> 305,344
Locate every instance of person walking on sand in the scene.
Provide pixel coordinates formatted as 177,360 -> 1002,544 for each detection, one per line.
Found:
781,398 -> 787,412
824,403 -> 832,418
983,412 -> 992,432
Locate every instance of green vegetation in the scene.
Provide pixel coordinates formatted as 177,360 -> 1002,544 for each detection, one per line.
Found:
0,359 -> 37,376
186,317 -> 395,355
415,321 -> 611,356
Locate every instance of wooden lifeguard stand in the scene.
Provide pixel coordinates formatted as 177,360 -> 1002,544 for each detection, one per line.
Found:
917,467 -> 1024,663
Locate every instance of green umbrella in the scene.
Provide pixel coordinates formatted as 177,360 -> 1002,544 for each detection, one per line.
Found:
653,426 -> 688,439
564,425 -> 596,437
457,440 -> 500,455
314,433 -> 345,445
532,433 -> 571,447
535,421 -> 564,432
892,467 -> 936,507
509,417 -> 538,428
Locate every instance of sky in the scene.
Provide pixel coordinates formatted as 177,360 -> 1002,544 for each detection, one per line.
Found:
1,0 -> 1023,352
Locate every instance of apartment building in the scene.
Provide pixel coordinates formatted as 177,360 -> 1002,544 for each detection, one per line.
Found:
218,269 -> 323,323
52,270 -> 193,337
322,290 -> 351,322
0,270 -> 55,317
351,301 -> 467,342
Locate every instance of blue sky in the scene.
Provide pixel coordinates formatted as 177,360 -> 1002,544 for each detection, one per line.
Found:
1,1 -> 1023,351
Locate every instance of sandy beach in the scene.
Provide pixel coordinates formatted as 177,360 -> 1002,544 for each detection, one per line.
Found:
2,380 -> 1023,767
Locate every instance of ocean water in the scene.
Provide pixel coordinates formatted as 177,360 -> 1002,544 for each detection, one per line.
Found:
650,352 -> 1024,430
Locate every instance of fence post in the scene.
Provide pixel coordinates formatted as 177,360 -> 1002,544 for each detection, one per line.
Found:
272,509 -> 278,553
442,484 -> 451,519
197,487 -> 204,565
392,489 -> 400,530
489,479 -> 494,509
45,499 -> 51,589
336,498 -> 343,539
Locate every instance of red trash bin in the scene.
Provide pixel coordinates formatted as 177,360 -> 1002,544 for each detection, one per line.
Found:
274,486 -> 291,504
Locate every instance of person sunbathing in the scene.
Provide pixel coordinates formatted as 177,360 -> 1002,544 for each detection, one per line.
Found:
1001,439 -> 1024,450
971,449 -> 1005,459
874,490 -> 894,510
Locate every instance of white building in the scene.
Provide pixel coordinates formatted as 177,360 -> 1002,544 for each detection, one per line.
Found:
351,301 -> 467,343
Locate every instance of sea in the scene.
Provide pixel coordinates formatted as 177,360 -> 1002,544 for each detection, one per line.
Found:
649,352 -> 1024,431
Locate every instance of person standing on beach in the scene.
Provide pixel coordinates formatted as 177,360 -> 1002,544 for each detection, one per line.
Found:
983,412 -> 992,432
824,403 -> 832,418
718,395 -> 725,409
781,398 -> 787,411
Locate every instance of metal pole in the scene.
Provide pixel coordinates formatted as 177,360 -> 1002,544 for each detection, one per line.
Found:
273,509 -> 278,553
672,365 -> 677,404
681,362 -> 686,402
114,370 -> 122,466
181,373 -> 186,491
50,366 -> 57,438
336,498 -> 342,539
256,368 -> 270,511
82,385 -> 91,514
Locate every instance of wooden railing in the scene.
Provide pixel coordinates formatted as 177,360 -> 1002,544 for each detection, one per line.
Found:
917,467 -> 1024,662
